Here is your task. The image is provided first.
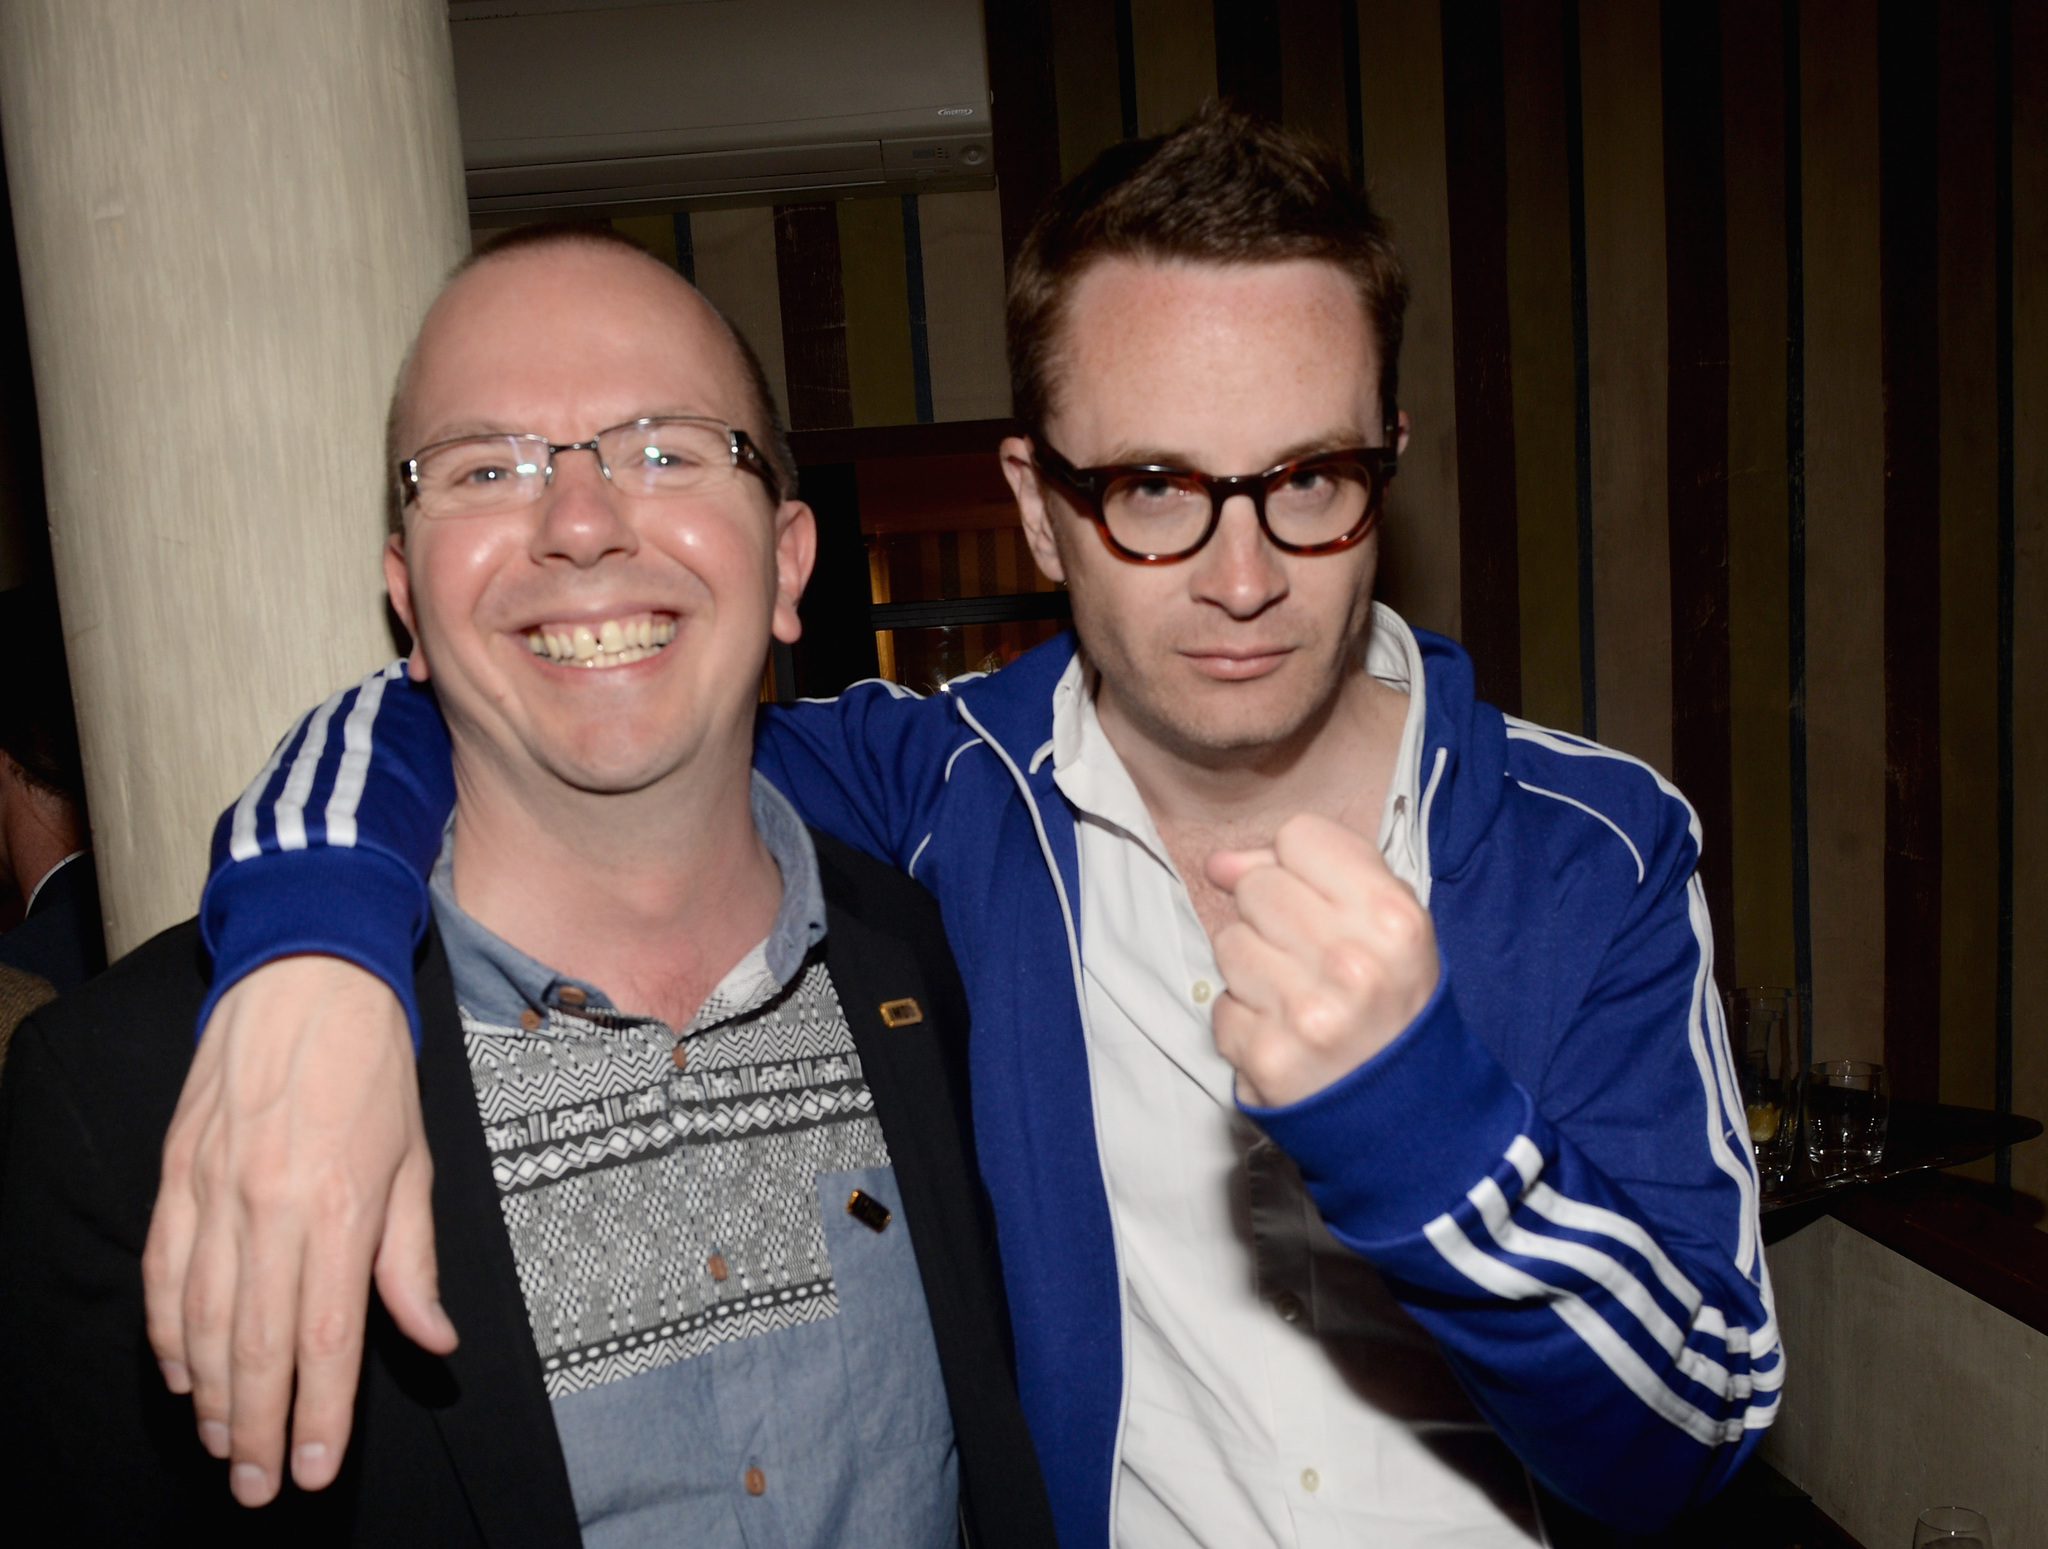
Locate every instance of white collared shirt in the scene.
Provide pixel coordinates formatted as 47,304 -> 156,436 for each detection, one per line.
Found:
1051,603 -> 1539,1548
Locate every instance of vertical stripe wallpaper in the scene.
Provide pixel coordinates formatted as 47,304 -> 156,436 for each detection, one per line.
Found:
1938,2 -> 2001,1124
1353,0 -> 1461,643
1441,0 -> 1522,715
1502,0 -> 1582,737
1582,0 -> 1674,779
1802,0 -> 1887,1066
2012,1 -> 2047,1209
458,0 -> 2048,1212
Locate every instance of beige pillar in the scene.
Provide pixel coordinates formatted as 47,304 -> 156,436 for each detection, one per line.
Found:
0,1 -> 468,955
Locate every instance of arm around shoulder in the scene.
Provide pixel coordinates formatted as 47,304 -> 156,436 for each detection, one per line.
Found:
200,663 -> 456,1047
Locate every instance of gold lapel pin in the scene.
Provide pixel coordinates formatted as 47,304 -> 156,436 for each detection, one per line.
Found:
878,997 -> 923,1028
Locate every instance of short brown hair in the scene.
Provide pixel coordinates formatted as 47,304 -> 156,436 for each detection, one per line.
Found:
1006,103 -> 1408,438
385,222 -> 795,532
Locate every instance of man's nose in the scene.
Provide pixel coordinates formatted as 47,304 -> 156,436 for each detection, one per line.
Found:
1190,493 -> 1288,617
532,446 -> 637,566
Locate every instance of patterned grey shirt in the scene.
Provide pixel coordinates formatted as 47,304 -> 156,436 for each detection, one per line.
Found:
429,775 -> 957,1549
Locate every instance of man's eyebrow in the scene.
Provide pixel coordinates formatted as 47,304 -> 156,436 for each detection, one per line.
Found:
1094,431 -> 1377,472
417,420 -> 519,444
413,408 -> 731,445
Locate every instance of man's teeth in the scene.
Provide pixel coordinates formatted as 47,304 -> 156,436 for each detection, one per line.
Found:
525,614 -> 677,668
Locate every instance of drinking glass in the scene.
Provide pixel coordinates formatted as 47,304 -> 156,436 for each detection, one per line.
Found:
1725,987 -> 1800,1190
1804,1060 -> 1888,1177
1912,1505 -> 1990,1545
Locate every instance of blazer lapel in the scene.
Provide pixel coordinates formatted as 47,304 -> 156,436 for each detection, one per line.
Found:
822,883 -> 1059,1549
411,934 -> 584,1547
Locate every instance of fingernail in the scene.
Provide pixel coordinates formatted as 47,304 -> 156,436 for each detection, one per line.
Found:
198,1420 -> 230,1458
293,1441 -> 327,1476
159,1359 -> 191,1394
230,1462 -> 268,1503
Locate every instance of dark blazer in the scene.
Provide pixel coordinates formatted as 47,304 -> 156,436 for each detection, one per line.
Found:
0,849 -> 106,991
0,832 -> 1056,1548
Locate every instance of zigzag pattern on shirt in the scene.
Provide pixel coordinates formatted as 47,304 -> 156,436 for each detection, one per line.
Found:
488,1081 -> 876,1195
471,952 -> 893,1398
464,1003 -> 866,1129
466,1014 -> 671,1123
499,1121 -> 888,1373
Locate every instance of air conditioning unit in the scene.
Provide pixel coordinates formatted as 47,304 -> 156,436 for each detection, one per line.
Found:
450,0 -> 995,220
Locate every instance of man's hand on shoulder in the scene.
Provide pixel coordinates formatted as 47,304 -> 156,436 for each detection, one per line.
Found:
1206,814 -> 1440,1109
143,955 -> 455,1507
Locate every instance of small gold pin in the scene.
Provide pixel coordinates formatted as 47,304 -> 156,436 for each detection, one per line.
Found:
846,1190 -> 892,1233
878,997 -> 923,1028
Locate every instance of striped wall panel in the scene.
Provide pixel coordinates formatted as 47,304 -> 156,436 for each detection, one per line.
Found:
2012,0 -> 2047,1210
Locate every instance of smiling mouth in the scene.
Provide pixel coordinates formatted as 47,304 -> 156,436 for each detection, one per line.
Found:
525,612 -> 678,669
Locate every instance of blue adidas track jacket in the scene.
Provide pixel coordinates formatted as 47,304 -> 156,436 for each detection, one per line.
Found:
199,627 -> 1782,1544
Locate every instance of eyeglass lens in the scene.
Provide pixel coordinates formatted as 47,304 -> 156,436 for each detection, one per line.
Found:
1101,461 -> 1375,556
412,420 -> 739,518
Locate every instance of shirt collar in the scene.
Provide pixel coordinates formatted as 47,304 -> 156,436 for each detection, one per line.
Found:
428,771 -> 828,1030
23,850 -> 89,917
1050,601 -> 1431,891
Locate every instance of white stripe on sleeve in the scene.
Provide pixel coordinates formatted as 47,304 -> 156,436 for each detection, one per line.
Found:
322,663 -> 401,849
228,708 -> 316,862
1422,1211 -> 1744,1448
1466,1175 -> 1748,1403
272,690 -> 349,852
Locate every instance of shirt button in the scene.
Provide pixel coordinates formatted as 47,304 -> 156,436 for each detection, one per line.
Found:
555,985 -> 588,1010
1191,979 -> 1213,1004
744,1466 -> 767,1496
707,1254 -> 729,1282
671,1042 -> 689,1072
517,1008 -> 542,1031
1300,1467 -> 1320,1493
1274,1291 -> 1305,1325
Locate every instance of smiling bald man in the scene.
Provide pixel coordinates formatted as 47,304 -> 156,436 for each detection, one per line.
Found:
0,226 -> 1054,1549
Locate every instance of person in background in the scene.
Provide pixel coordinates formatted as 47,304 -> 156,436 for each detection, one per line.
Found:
0,582 -> 103,992
0,224 -> 1053,1547
0,961 -> 54,1069
145,108 -> 1778,1544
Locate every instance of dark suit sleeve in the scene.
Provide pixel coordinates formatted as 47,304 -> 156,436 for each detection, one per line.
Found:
0,931 -> 354,1547
2,1011 -> 217,1540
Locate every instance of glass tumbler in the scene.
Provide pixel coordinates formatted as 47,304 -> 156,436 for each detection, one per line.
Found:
1804,1060 -> 1888,1178
1912,1505 -> 1990,1545
1725,987 -> 1800,1190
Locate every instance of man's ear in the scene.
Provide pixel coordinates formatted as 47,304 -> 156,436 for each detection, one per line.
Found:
382,533 -> 428,682
770,500 -> 818,646
1002,435 -> 1067,585
1395,409 -> 1411,458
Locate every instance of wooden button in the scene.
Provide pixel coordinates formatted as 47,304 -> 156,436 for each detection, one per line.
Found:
554,985 -> 588,1010
707,1254 -> 729,1282
517,1008 -> 542,1031
743,1466 -> 766,1496
671,1042 -> 689,1071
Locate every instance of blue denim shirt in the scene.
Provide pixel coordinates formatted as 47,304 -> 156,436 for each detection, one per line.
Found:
431,775 -> 957,1549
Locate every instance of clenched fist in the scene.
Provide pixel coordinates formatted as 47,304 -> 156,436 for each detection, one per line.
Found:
1205,813 -> 1440,1109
